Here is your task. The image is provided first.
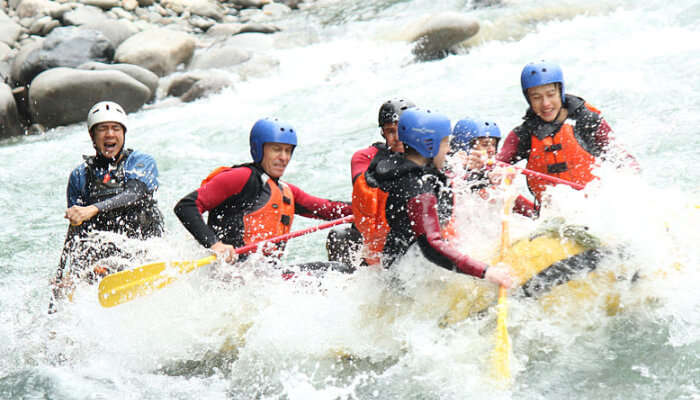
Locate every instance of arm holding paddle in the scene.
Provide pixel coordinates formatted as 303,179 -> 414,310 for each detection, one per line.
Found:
173,187 -> 240,264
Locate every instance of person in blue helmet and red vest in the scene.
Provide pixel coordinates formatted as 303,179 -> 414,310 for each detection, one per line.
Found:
450,118 -> 535,217
175,118 -> 352,267
51,101 -> 165,313
489,61 -> 638,214
326,98 -> 415,266
368,108 -> 513,287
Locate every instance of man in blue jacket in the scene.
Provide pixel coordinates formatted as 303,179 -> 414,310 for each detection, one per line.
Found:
51,101 -> 164,312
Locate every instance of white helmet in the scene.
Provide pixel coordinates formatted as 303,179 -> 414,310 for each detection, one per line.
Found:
87,101 -> 128,133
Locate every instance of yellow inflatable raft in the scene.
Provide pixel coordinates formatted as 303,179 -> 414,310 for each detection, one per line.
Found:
440,219 -> 627,326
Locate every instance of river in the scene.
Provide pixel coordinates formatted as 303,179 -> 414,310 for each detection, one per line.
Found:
1,0 -> 699,398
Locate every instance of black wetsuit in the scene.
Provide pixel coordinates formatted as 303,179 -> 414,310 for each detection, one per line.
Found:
370,153 -> 489,278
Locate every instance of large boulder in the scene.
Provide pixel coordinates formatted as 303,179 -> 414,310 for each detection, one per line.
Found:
0,10 -> 23,45
164,70 -> 233,102
28,16 -> 61,36
231,0 -> 270,8
407,12 -> 480,61
181,74 -> 233,102
189,39 -> 251,70
9,39 -> 44,86
12,26 -> 114,87
81,0 -> 122,10
261,2 -> 291,18
62,5 -> 110,26
82,18 -> 139,47
78,61 -> 159,101
0,82 -> 23,138
205,22 -> 244,37
114,28 -> 195,76
15,0 -> 63,19
28,67 -> 149,128
160,0 -> 225,20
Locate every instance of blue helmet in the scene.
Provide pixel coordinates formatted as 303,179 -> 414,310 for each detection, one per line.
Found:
451,118 -> 501,152
398,108 -> 451,158
249,118 -> 297,163
520,61 -> 565,104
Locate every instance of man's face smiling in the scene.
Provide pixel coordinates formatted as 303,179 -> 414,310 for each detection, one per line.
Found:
527,83 -> 562,122
92,122 -> 125,159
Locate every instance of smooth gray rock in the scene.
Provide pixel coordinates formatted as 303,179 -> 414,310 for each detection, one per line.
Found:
0,11 -> 23,45
114,28 -> 195,76
83,18 -> 139,47
409,12 -> 480,61
237,22 -> 280,34
108,7 -> 135,20
28,67 -> 150,128
15,0 -> 62,19
9,39 -> 43,86
0,82 -> 23,138
189,0 -> 225,21
48,4 -> 76,20
62,4 -> 110,26
189,41 -> 251,70
166,74 -> 198,98
231,0 -> 269,8
189,15 -> 217,31
78,61 -> 158,101
206,22 -> 244,37
13,26 -> 114,87
261,2 -> 291,18
80,0 -> 121,10
181,75 -> 232,102
28,15 -> 60,36
121,0 -> 138,11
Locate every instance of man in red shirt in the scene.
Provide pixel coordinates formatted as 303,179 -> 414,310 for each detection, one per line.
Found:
175,118 -> 352,266
326,98 -> 415,265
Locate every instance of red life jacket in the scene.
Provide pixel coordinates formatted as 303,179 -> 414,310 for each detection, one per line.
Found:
351,173 -> 389,265
202,167 -> 294,256
526,103 -> 601,204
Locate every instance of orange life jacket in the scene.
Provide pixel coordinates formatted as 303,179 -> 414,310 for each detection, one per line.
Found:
526,121 -> 597,203
203,167 -> 295,256
351,173 -> 389,265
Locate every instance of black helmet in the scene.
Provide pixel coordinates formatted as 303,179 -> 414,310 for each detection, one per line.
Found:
378,98 -> 416,127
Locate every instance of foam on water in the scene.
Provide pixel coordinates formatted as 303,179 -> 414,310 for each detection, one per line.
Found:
1,0 -> 699,398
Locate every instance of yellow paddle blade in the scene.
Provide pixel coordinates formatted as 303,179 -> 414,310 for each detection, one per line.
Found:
491,167 -> 514,385
492,285 -> 511,383
97,255 -> 216,308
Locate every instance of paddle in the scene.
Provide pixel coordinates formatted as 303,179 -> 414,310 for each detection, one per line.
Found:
98,215 -> 354,308
492,168 -> 515,384
491,160 -> 585,190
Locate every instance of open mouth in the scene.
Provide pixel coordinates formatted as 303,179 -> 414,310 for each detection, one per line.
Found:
104,142 -> 118,152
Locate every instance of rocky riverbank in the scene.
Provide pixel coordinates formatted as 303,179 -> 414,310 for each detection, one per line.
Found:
0,0 -> 486,138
